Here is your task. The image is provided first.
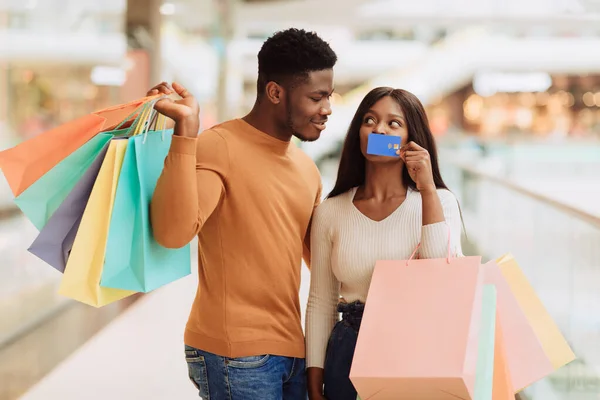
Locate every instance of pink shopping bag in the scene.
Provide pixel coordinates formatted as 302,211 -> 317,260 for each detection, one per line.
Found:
349,249 -> 484,400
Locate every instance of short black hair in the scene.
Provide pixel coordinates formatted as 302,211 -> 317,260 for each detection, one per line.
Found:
257,28 -> 337,96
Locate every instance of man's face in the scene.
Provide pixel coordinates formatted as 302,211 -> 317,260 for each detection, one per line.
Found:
282,69 -> 334,142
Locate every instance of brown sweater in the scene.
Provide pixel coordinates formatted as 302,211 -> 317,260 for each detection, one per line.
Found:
150,119 -> 321,358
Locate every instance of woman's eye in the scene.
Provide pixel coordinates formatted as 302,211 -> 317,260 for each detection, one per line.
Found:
390,121 -> 401,128
364,117 -> 375,124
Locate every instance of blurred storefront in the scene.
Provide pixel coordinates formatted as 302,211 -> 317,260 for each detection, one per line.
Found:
5,65 -> 121,142
427,73 -> 600,139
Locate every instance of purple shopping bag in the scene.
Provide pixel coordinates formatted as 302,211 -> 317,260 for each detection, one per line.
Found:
28,143 -> 110,272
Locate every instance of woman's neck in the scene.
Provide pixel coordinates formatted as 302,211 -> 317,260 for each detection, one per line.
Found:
358,162 -> 406,200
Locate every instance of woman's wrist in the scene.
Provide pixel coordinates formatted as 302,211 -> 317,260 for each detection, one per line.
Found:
418,183 -> 437,195
307,367 -> 325,396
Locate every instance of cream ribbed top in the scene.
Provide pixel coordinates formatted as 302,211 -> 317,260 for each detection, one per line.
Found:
305,187 -> 463,368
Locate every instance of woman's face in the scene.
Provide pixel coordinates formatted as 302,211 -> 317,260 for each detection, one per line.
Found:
359,96 -> 408,163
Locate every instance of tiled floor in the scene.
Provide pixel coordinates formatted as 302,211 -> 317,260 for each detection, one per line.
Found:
0,296 -> 139,400
17,273 -> 204,400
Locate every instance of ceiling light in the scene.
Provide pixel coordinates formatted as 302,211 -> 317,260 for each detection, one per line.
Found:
160,3 -> 176,16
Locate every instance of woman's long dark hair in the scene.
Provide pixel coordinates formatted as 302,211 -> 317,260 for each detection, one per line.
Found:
328,87 -> 449,199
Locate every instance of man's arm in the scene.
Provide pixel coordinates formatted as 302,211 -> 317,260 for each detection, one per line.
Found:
151,133 -> 228,248
147,82 -> 229,248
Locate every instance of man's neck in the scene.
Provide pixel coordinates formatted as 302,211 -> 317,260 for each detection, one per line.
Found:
243,104 -> 293,142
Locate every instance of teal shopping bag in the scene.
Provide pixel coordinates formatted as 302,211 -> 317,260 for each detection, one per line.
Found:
14,131 -> 126,230
101,129 -> 191,293
473,284 -> 497,400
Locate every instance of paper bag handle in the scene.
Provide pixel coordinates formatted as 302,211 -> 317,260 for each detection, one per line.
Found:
406,224 -> 452,265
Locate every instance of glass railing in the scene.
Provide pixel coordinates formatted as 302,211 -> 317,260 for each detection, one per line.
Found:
441,154 -> 600,400
0,213 -> 68,348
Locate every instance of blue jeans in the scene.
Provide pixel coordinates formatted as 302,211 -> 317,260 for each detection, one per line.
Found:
184,345 -> 307,399
323,301 -> 364,400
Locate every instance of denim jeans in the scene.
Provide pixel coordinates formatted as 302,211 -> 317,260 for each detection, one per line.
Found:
323,301 -> 364,400
184,345 -> 307,400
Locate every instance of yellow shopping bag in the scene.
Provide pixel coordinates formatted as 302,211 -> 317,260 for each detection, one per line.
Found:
496,254 -> 575,372
58,139 -> 137,307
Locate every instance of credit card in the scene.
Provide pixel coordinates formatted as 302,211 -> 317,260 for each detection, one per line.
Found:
366,133 -> 401,157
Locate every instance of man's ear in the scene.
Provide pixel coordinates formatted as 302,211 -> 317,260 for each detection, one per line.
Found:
266,81 -> 284,105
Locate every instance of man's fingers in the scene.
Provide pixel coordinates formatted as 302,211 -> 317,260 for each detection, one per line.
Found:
172,82 -> 192,98
153,98 -> 175,113
147,82 -> 173,96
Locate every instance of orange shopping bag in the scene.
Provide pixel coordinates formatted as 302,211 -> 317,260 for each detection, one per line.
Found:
0,94 -> 159,197
349,249 -> 485,400
493,314 -> 514,400
484,255 -> 575,392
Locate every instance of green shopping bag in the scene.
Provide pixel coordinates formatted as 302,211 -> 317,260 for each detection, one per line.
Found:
474,284 -> 497,400
100,129 -> 191,293
14,131 -> 124,230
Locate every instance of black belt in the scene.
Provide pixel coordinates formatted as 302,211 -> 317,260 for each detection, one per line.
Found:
338,301 -> 365,331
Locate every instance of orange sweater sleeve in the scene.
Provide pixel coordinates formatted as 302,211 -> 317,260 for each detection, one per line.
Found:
150,130 -> 230,249
302,182 -> 322,270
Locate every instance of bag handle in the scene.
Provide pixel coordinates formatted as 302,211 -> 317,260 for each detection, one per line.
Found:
95,93 -> 161,115
114,101 -> 152,132
140,96 -> 169,143
132,102 -> 154,136
406,224 -> 452,266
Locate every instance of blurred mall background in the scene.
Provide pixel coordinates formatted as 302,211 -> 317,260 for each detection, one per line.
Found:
1,0 -> 600,399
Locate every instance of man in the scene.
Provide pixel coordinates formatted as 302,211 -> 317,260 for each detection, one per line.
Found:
149,28 -> 337,399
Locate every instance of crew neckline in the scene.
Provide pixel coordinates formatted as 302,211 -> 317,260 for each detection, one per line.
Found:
236,118 -> 292,154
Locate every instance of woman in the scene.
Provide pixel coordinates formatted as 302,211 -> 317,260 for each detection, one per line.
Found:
305,87 -> 463,400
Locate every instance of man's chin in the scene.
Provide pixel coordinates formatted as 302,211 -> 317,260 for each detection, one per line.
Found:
293,131 -> 321,143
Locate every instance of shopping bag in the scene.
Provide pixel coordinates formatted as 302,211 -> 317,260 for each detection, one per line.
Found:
473,284 -> 497,400
483,259 -> 551,391
0,95 -> 158,197
101,129 -> 191,292
492,314 -> 515,400
27,142 -> 111,273
25,102 -> 158,271
14,131 -> 118,230
490,254 -> 575,390
58,139 -> 136,307
349,253 -> 485,400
